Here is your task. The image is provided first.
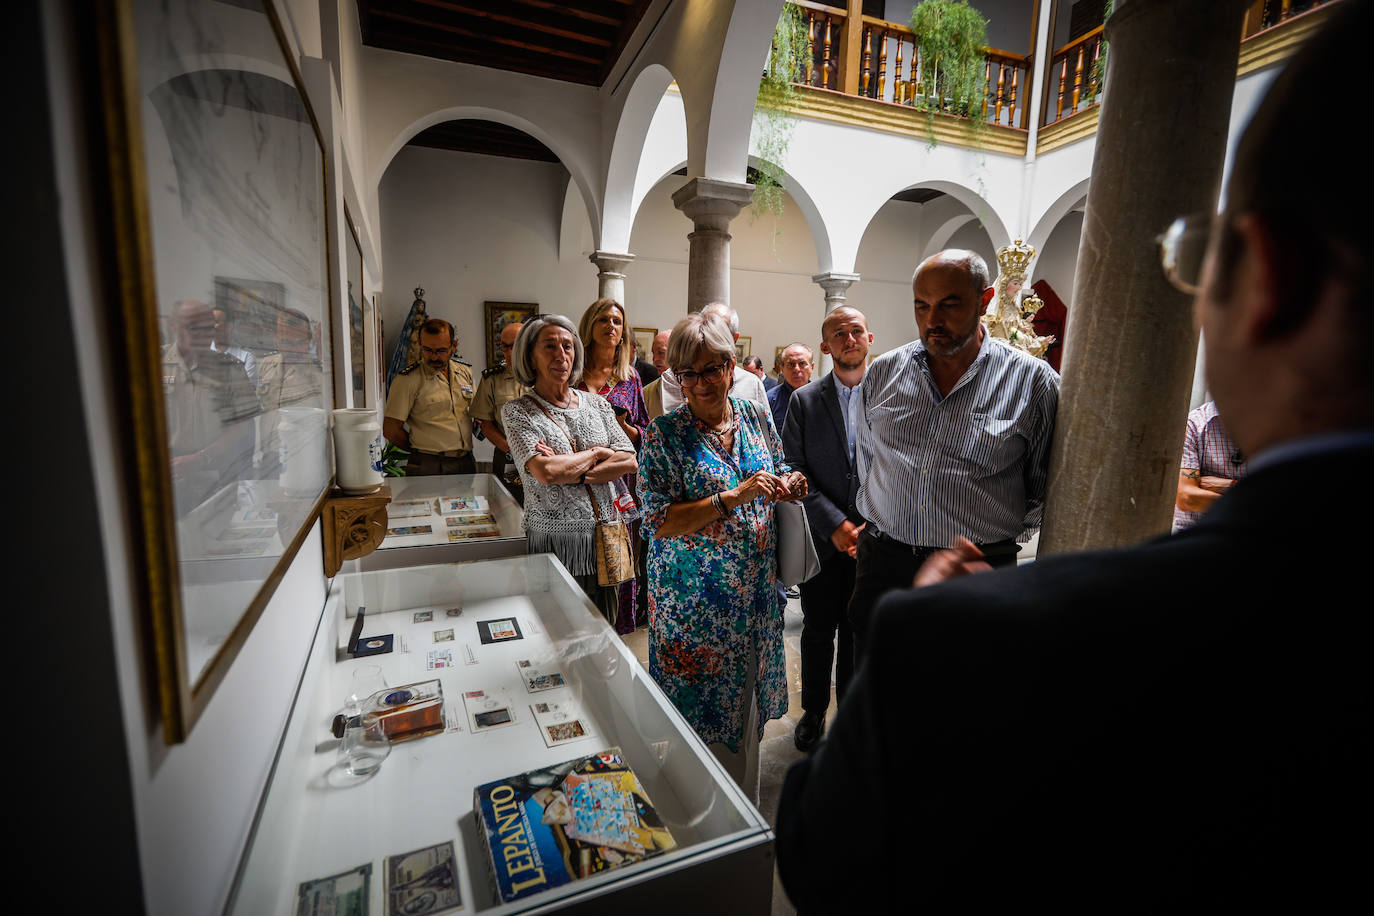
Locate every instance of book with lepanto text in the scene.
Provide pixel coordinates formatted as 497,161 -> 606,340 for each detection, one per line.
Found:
472,747 -> 676,903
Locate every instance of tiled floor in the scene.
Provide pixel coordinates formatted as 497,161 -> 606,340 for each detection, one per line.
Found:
621,596 -> 824,916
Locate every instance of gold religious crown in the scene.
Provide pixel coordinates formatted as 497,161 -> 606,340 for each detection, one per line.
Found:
996,239 -> 1035,277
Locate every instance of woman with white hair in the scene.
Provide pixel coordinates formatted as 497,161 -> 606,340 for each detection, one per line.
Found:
501,314 -> 638,622
637,311 -> 807,799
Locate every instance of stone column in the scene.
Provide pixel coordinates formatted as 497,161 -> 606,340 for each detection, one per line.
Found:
811,271 -> 860,374
671,177 -> 754,312
589,251 -> 635,304
1038,0 -> 1251,556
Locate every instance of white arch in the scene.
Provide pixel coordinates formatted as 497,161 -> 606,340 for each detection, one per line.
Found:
747,155 -> 834,274
921,213 -> 979,261
699,2 -> 781,182
602,65 -> 678,254
850,179 -> 1011,273
374,107 -> 602,248
1025,177 -> 1090,273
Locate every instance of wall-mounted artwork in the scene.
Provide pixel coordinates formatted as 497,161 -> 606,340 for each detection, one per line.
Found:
734,335 -> 752,362
632,327 -> 657,362
98,0 -> 334,742
484,301 -> 537,368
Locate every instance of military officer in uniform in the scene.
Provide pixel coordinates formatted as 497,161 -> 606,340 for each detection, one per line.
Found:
162,299 -> 259,511
384,317 -> 478,476
470,321 -> 528,498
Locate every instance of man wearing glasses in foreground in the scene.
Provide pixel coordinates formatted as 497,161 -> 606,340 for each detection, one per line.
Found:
777,3 -> 1374,908
384,318 -> 478,476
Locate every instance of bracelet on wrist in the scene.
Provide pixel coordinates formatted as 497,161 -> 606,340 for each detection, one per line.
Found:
712,492 -> 728,519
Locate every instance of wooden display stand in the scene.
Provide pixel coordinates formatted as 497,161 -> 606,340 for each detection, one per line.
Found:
321,485 -> 391,576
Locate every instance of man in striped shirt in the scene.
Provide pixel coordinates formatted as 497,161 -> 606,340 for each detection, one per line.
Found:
1173,399 -> 1246,530
847,250 -> 1060,655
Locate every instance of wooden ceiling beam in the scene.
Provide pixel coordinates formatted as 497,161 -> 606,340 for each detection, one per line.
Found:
508,0 -> 620,27
368,33 -> 597,83
370,9 -> 602,65
408,0 -> 614,46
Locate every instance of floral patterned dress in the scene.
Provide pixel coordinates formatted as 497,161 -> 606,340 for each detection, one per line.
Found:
577,370 -> 650,634
636,396 -> 789,751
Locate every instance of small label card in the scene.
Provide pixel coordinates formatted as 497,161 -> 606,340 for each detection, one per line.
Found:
427,648 -> 454,670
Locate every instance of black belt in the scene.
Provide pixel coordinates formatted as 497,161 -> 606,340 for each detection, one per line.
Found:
412,448 -> 470,458
867,525 -> 1017,559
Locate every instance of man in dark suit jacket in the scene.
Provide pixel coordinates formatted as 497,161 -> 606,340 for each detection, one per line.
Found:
777,4 -> 1374,909
781,308 -> 874,751
768,342 -> 814,435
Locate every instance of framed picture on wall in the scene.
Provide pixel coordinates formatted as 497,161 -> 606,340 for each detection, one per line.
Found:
97,0 -> 335,742
734,335 -> 752,362
775,345 -> 787,370
632,327 -> 657,361
484,301 -> 537,368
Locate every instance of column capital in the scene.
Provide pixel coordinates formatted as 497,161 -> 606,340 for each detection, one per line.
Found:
589,250 -> 635,277
811,272 -> 861,310
671,177 -> 754,231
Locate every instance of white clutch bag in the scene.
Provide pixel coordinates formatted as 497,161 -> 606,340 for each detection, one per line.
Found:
775,499 -> 822,588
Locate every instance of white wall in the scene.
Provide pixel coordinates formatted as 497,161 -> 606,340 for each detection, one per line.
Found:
1034,207 -> 1084,310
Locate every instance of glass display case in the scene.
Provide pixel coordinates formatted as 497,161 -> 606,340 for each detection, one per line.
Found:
228,555 -> 774,915
355,473 -> 527,571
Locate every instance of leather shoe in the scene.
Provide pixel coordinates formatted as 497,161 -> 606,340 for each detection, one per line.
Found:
793,709 -> 824,752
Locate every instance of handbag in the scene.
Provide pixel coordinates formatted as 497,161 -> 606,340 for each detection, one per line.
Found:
524,396 -> 636,587
775,498 -> 821,587
583,482 -> 636,587
735,400 -> 821,588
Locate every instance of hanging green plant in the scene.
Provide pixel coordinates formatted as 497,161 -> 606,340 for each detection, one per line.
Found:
908,0 -> 990,146
751,2 -> 807,217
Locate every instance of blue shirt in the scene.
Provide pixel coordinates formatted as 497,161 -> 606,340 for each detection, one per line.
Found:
836,378 -> 862,462
855,335 -> 1060,547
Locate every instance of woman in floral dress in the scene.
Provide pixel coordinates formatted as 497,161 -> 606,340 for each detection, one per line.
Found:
636,312 -> 808,799
576,298 -> 650,634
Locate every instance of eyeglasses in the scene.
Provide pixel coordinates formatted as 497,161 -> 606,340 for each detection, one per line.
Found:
782,358 -> 812,369
420,345 -> 450,357
677,363 -> 729,387
1157,213 -> 1216,295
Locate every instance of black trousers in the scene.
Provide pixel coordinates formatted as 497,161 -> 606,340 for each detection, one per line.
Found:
405,450 -> 476,477
847,527 -> 1018,660
799,552 -> 856,713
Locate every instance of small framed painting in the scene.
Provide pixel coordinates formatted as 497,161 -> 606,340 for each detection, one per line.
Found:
734,335 -> 752,362
632,327 -> 657,361
484,301 -> 537,368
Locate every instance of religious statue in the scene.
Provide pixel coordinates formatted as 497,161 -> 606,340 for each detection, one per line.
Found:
982,238 -> 1055,360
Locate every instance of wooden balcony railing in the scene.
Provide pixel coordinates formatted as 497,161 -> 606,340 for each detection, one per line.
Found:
1242,0 -> 1333,38
1042,25 -> 1103,128
790,1 -> 1031,129
796,1 -> 846,91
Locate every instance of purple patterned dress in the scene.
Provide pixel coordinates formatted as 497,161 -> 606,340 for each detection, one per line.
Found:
577,368 -> 649,633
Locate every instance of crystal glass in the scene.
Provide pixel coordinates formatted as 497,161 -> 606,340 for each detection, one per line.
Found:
346,664 -> 387,715
342,711 -> 390,777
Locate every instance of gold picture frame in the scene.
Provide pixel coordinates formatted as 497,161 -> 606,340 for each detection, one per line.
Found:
485,301 -> 537,369
632,327 -> 657,361
96,0 -> 336,742
734,335 -> 752,362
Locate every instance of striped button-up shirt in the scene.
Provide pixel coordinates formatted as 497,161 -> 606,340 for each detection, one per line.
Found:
1173,400 -> 1246,530
855,335 -> 1060,547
